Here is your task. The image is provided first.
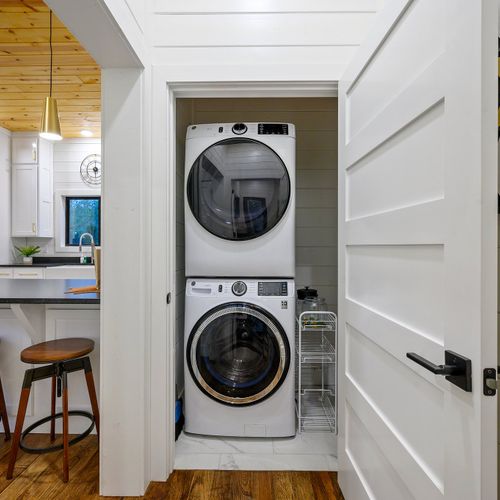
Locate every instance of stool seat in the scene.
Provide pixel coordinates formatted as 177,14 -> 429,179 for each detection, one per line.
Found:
21,338 -> 95,364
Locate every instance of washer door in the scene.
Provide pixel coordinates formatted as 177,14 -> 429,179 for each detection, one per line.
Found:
187,138 -> 291,241
187,302 -> 290,406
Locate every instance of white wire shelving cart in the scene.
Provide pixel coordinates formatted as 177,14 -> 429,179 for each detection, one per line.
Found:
296,310 -> 337,433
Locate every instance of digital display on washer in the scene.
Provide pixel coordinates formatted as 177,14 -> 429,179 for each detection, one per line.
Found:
258,282 -> 288,296
258,123 -> 288,135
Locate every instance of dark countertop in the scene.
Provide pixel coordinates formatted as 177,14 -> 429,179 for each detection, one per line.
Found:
0,264 -> 70,268
0,279 -> 100,304
0,257 -> 94,268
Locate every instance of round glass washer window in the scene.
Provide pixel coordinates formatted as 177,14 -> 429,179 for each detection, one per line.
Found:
187,138 -> 291,241
187,303 -> 290,406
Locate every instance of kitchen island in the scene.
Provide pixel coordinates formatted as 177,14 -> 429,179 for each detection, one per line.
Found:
0,279 -> 100,432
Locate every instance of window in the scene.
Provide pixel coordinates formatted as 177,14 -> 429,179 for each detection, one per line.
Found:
65,197 -> 101,246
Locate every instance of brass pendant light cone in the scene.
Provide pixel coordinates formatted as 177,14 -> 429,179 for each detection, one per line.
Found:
40,96 -> 62,141
39,10 -> 62,141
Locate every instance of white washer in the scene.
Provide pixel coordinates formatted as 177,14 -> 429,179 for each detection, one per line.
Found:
184,123 -> 295,278
184,278 -> 296,438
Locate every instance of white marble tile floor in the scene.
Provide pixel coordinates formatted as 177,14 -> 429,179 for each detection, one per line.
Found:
174,431 -> 338,471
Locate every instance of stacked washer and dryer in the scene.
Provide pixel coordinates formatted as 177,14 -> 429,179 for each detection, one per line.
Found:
183,122 -> 297,438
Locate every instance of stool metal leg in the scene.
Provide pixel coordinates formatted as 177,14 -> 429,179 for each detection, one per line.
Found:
62,371 -> 69,483
7,371 -> 33,479
83,358 -> 99,436
0,376 -> 11,440
50,375 -> 56,442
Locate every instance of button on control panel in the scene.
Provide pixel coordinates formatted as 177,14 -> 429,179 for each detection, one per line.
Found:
258,282 -> 288,296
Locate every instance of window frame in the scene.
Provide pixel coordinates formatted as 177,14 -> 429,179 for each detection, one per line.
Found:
64,195 -> 101,247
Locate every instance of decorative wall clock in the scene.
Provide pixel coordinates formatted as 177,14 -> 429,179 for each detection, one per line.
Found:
80,154 -> 102,186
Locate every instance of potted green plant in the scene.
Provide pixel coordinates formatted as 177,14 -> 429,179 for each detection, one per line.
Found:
15,245 -> 41,265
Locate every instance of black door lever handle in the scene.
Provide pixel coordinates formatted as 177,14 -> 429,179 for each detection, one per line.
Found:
406,352 -> 458,375
406,350 -> 472,392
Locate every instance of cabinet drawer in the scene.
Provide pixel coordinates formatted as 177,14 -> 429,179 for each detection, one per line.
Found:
0,269 -> 13,279
13,268 -> 45,279
44,265 -> 95,280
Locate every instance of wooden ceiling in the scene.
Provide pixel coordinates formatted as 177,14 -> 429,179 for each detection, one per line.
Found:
0,0 -> 101,138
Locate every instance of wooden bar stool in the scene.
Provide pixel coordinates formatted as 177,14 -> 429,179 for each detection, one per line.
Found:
7,338 -> 99,482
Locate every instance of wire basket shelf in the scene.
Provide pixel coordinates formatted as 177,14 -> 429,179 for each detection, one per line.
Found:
295,334 -> 336,364
296,310 -> 337,434
296,311 -> 337,332
296,389 -> 336,433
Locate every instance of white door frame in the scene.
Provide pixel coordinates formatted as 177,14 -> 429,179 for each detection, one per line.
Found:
32,2 -> 150,496
150,70 -> 338,480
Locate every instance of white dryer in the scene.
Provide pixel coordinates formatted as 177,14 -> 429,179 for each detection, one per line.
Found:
184,278 -> 295,438
184,123 -> 295,278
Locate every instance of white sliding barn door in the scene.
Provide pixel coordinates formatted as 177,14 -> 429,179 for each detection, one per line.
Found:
338,1 -> 497,499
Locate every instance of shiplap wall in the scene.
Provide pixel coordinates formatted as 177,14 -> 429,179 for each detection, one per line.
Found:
13,138 -> 101,257
151,0 -> 383,80
0,128 -> 11,264
176,97 -> 338,314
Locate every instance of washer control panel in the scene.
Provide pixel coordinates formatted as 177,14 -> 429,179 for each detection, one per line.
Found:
187,279 -> 294,298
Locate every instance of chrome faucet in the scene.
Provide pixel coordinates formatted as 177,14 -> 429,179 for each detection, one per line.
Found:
79,233 -> 95,263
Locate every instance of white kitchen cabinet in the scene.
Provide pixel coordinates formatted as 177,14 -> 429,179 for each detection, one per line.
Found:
11,136 -> 37,164
0,269 -> 13,279
12,267 -> 45,279
11,134 -> 53,237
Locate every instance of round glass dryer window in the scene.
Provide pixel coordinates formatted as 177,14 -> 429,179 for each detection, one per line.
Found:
187,138 -> 291,241
187,303 -> 290,406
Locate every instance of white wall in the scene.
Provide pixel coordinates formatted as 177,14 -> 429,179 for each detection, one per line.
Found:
0,128 -> 11,264
11,138 -> 101,259
152,0 -> 384,80
181,97 -> 338,310
174,100 -> 192,395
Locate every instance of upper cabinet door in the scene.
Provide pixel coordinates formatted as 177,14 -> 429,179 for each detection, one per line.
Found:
11,164 -> 37,237
12,137 -> 38,164
337,1 -> 497,499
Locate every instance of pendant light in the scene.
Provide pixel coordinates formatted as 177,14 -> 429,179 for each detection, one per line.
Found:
39,10 -> 62,141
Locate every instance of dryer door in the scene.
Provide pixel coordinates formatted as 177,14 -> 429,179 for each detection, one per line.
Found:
187,138 -> 291,241
187,302 -> 290,406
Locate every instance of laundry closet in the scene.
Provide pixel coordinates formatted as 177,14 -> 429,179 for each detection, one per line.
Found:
173,97 -> 338,469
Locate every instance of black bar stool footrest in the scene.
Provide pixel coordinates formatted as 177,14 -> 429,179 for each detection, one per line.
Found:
20,410 -> 95,454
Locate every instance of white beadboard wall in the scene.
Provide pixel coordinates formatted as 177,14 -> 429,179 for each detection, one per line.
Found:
151,0 -> 384,80
0,127 -> 11,264
176,97 -> 338,314
13,138 -> 101,257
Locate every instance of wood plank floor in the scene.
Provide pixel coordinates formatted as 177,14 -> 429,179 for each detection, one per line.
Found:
0,433 -> 343,499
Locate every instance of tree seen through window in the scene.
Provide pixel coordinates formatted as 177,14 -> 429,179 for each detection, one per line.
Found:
65,197 -> 101,246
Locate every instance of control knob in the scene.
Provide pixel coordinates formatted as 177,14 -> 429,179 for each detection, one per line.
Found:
232,281 -> 247,296
232,123 -> 247,135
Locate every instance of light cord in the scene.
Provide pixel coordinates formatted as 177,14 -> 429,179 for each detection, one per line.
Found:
49,10 -> 53,97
